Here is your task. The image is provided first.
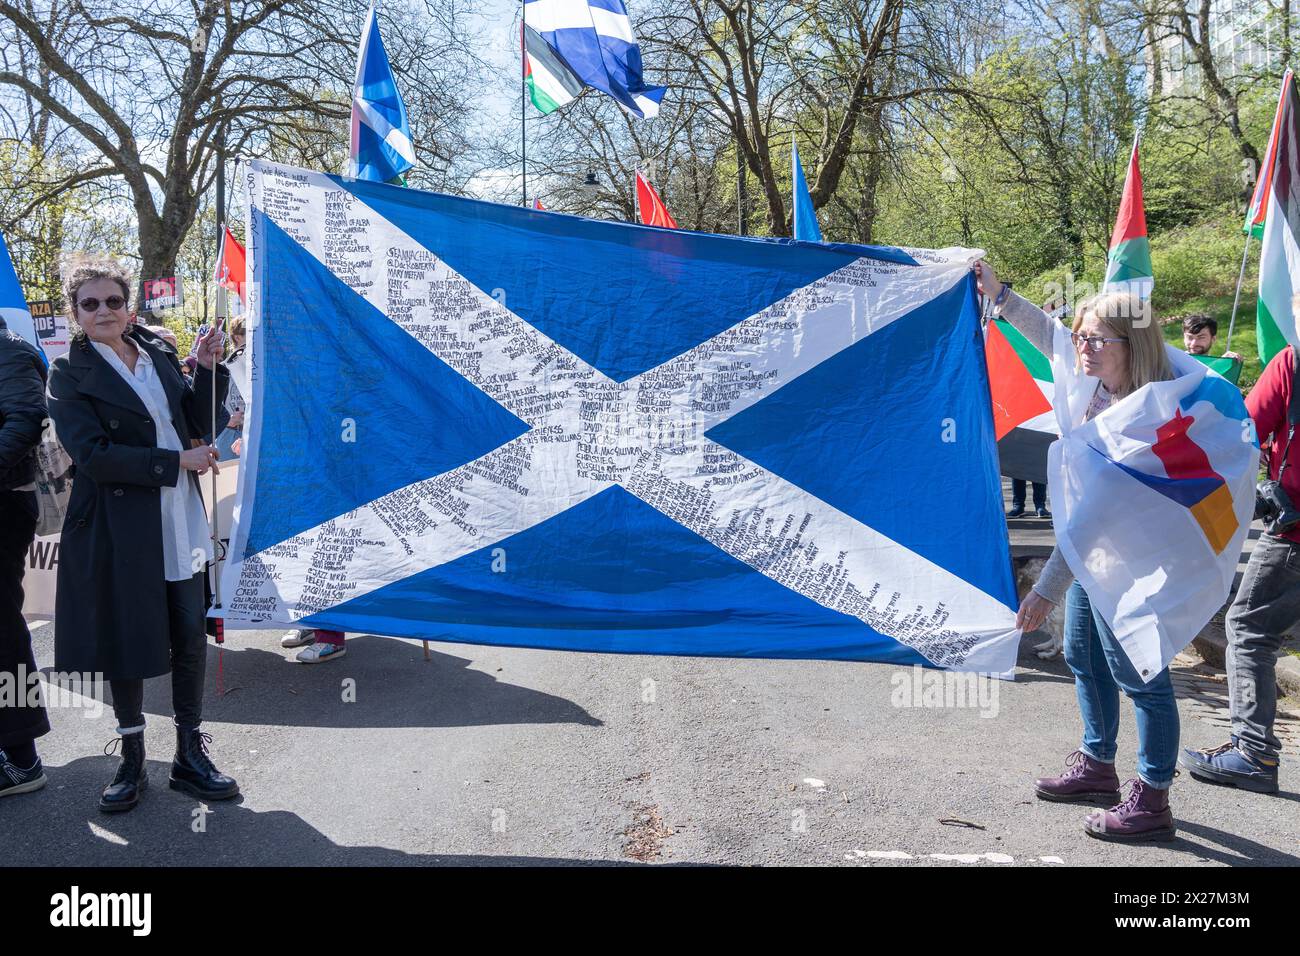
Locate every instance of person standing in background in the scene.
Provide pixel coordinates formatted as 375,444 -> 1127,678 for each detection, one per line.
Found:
47,258 -> 239,813
0,314 -> 51,797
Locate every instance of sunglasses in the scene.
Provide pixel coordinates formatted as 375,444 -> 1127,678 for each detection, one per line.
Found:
78,295 -> 127,312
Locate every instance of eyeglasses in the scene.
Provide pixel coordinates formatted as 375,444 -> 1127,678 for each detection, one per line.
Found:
1070,331 -> 1128,353
77,296 -> 127,312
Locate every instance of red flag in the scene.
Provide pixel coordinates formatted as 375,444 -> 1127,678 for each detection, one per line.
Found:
214,226 -> 247,304
531,197 -> 546,211
635,170 -> 677,228
985,321 -> 1051,441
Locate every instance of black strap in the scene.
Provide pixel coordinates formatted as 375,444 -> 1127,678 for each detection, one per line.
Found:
1288,347 -> 1300,426
1277,349 -> 1299,484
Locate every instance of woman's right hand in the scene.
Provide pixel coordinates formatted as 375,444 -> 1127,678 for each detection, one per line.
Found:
179,445 -> 220,476
972,259 -> 1003,304
1016,590 -> 1055,633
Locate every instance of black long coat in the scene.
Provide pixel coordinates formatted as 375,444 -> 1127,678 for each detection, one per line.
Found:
47,326 -> 229,680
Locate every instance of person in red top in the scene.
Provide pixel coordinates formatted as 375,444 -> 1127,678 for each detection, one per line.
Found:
1181,342 -> 1299,795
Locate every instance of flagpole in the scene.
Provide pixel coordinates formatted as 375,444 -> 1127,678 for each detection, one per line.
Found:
520,2 -> 527,205
211,116 -> 227,660
1225,231 -> 1252,352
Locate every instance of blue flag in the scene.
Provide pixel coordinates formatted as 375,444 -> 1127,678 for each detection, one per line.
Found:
348,3 -> 415,183
0,231 -> 39,349
792,141 -> 822,242
221,160 -> 1020,674
524,0 -> 666,118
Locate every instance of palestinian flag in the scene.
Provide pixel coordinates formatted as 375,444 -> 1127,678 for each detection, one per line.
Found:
1102,136 -> 1153,300
986,318 -> 1053,441
1189,353 -> 1243,385
1255,69 -> 1300,365
523,23 -> 583,115
1246,71 -> 1289,240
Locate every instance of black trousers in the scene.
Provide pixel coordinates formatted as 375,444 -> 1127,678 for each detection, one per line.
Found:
110,572 -> 207,730
0,489 -> 50,748
1011,478 -> 1047,510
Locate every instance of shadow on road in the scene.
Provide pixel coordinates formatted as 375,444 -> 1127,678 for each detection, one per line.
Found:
90,636 -> 603,731
1167,815 -> 1300,867
1,756 -> 651,867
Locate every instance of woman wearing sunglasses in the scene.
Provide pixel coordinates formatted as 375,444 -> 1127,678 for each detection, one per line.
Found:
973,260 -> 1181,843
46,258 -> 239,813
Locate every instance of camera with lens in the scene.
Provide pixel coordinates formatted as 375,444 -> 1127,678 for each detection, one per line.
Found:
1255,479 -> 1300,535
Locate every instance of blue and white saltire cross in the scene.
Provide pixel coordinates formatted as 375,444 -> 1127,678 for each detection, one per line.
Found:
220,159 -> 1020,673
0,231 -> 40,351
348,2 -> 415,183
524,0 -> 666,118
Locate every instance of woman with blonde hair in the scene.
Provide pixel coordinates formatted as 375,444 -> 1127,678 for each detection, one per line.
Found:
47,257 -> 239,812
974,260 -> 1181,842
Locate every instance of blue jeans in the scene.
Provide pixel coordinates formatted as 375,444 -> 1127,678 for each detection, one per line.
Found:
1063,582 -> 1180,788
215,426 -> 241,460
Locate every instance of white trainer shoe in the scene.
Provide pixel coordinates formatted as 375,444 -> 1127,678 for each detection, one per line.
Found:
281,628 -> 315,648
296,642 -> 346,664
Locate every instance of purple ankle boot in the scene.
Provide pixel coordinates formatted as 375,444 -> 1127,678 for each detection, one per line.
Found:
1034,749 -> 1121,804
1084,778 -> 1176,842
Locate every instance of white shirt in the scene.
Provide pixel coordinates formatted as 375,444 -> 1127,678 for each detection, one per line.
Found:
93,340 -> 211,581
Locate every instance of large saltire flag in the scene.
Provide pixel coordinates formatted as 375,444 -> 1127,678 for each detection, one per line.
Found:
348,2 -> 415,183
219,159 -> 1022,674
1047,324 -> 1259,682
792,141 -> 822,242
523,0 -> 666,118
1102,136 -> 1153,300
635,170 -> 677,228
0,231 -> 40,350
1255,70 -> 1300,365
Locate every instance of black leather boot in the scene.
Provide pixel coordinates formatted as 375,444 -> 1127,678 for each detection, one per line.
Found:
169,726 -> 240,800
100,733 -> 147,813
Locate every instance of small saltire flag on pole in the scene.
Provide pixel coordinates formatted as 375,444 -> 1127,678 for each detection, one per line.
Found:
524,0 -> 666,118
792,141 -> 822,242
523,23 -> 583,115
349,2 -> 415,183
1256,69 -> 1300,365
635,170 -> 677,228
214,225 -> 247,309
0,231 -> 39,350
1102,135 -> 1153,300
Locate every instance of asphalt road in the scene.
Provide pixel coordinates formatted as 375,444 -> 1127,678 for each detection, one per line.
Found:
6,622 -> 1298,867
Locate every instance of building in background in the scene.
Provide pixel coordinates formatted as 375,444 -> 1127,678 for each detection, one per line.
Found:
1149,0 -> 1279,96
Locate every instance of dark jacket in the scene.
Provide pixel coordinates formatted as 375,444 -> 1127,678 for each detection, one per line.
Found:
46,326 -> 229,679
0,319 -> 48,491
